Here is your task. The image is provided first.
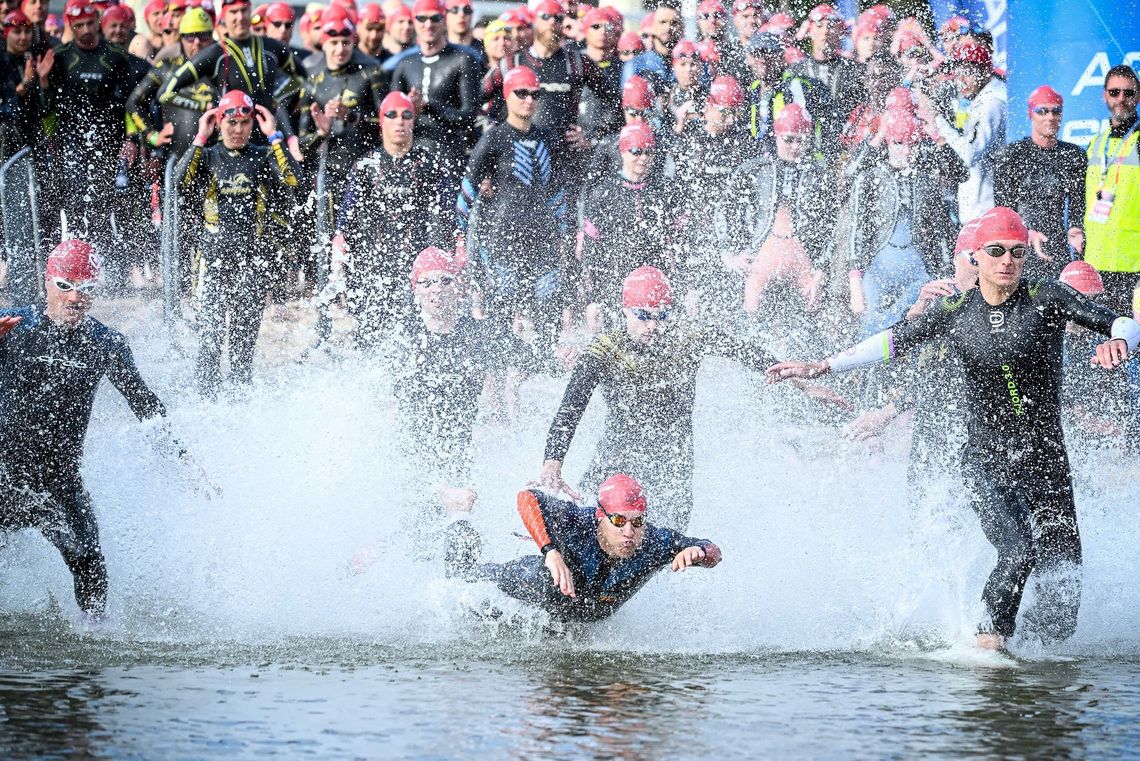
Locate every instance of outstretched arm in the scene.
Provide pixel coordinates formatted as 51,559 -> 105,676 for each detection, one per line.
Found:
517,490 -> 576,597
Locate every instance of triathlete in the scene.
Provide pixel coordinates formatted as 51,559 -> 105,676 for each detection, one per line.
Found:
768,207 -> 1140,650
0,10 -> 45,161
538,265 -> 847,530
338,91 -> 451,340
0,239 -> 216,621
444,473 -> 721,623
577,5 -> 623,143
174,90 -> 300,397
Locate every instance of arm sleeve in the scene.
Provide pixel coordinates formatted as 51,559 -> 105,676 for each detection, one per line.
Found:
107,338 -> 167,421
935,93 -> 1003,168
125,66 -> 165,134
266,140 -> 300,188
1048,280 -> 1120,336
455,132 -> 493,233
517,489 -> 555,550
544,349 -> 604,462
158,46 -> 218,106
703,327 -> 777,372
175,143 -> 207,197
659,527 -> 722,567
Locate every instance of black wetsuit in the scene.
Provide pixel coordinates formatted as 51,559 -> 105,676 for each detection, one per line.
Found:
174,138 -> 300,394
42,40 -> 133,246
890,278 -> 1124,641
127,47 -> 218,157
0,307 -> 166,616
159,34 -> 301,138
456,122 -> 569,328
577,54 -> 623,141
546,326 -> 776,529
786,54 -> 863,148
580,170 -> 673,311
389,43 -> 482,178
0,50 -> 42,159
296,50 -> 387,177
993,138 -> 1088,279
338,144 -> 451,337
446,490 -> 719,623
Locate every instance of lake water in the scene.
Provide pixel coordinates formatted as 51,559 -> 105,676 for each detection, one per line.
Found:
1,299 -> 1139,758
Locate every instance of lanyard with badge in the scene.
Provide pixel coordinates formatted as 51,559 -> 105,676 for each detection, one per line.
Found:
1089,119 -> 1140,223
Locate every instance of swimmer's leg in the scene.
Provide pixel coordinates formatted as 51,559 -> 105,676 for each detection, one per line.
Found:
39,483 -> 108,618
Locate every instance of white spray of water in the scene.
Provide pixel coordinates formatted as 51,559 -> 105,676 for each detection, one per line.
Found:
2,300 -> 1139,658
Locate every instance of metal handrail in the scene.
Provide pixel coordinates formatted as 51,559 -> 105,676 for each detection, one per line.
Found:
0,146 -> 41,306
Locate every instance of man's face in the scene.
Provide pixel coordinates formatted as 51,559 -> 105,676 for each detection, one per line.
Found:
975,238 -> 1026,290
854,30 -> 878,62
413,269 -> 461,318
181,31 -> 212,57
1103,74 -> 1139,126
381,103 -> 414,144
45,275 -> 95,326
224,3 -> 252,37
673,53 -> 697,88
6,25 -> 32,54
70,17 -> 99,47
623,305 -> 669,345
747,49 -> 782,83
1030,103 -> 1062,140
22,0 -> 44,23
264,16 -> 293,42
103,19 -> 132,45
808,19 -> 840,53
704,103 -> 736,134
952,62 -> 986,98
445,1 -> 471,37
886,139 -> 914,169
620,145 -> 654,178
697,10 -> 724,38
534,7 -> 563,45
653,8 -> 681,47
220,114 -> 253,149
413,9 -> 444,47
359,19 -> 384,49
390,15 -> 414,44
732,6 -> 756,41
323,35 -> 353,67
596,508 -> 645,559
506,86 -> 538,120
583,18 -> 607,50
775,131 -> 810,163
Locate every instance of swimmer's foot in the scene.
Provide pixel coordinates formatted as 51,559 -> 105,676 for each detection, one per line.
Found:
440,485 -> 476,518
975,632 -> 1005,651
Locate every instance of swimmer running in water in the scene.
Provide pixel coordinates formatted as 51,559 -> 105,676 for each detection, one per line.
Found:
444,473 -> 721,623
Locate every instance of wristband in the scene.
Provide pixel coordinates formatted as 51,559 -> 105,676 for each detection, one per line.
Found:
193,135 -> 208,147
147,131 -> 159,147
540,543 -> 557,556
267,130 -> 284,144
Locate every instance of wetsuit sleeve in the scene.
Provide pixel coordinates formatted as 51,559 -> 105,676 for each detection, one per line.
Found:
126,64 -> 166,134
264,140 -> 300,188
455,131 -> 495,234
654,526 -> 722,567
107,337 -> 167,421
702,327 -> 777,371
517,489 -> 555,550
159,44 -> 221,107
1044,280 -> 1120,337
294,87 -> 324,156
544,348 -> 604,462
175,142 -> 208,197
886,296 -> 958,357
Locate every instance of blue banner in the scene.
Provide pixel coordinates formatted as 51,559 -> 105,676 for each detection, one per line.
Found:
1006,1 -> 1140,145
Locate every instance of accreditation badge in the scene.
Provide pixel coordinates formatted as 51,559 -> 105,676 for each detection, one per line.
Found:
1089,189 -> 1115,224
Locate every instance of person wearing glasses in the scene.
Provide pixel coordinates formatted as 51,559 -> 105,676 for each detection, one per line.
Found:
768,206 -> 1140,651
0,239 -> 218,623
577,6 -> 623,143
538,265 -> 846,531
580,123 -> 672,330
443,473 -> 721,623
616,30 -> 643,64
175,89 -> 300,397
127,7 -> 218,158
992,86 -> 1087,281
443,0 -> 473,50
261,2 -> 308,63
1082,64 -> 1140,320
389,0 -> 482,184
455,65 -> 569,347
787,4 -> 863,147
338,91 -> 451,341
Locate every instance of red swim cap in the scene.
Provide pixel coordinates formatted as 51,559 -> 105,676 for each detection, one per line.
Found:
618,31 -> 644,54
773,103 -> 812,135
708,75 -> 744,108
884,86 -> 916,113
622,75 -> 653,109
389,4 -> 411,22
580,7 -> 606,28
597,473 -> 647,515
320,15 -> 356,42
502,65 -> 540,98
217,89 -> 254,118
534,0 -> 562,16
411,0 -> 443,16
953,217 -> 983,257
63,0 -> 98,23
696,39 -> 720,64
410,246 -> 460,286
618,122 -> 655,152
380,90 -> 414,114
1060,261 -> 1104,296
100,4 -> 133,29
359,2 -> 383,23
671,39 -> 696,60
3,9 -> 32,30
1027,85 -> 1063,115
638,13 -> 653,32
972,206 -> 1029,247
46,239 -> 101,282
883,108 -> 919,144
264,2 -> 294,23
697,0 -> 725,16
622,265 -> 672,308
951,42 -> 991,68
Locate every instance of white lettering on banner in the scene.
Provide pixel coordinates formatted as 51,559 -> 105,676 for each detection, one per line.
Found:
1073,51 -> 1140,96
1063,119 -> 1109,147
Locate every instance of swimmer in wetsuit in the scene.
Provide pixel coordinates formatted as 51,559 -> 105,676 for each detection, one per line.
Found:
445,473 -> 721,623
769,207 -> 1140,650
0,240 -> 217,620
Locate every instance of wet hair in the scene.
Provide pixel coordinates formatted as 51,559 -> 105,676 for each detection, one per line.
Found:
1105,64 -> 1139,87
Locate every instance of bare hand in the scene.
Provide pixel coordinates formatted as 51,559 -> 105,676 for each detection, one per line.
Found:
151,122 -> 175,147
844,403 -> 898,441
254,103 -> 277,136
287,135 -> 303,162
1028,230 -> 1053,261
564,124 -> 588,150
0,315 -> 23,338
36,48 -> 53,86
544,549 -> 576,597
1091,338 -> 1129,369
671,546 -> 705,571
195,107 -> 218,141
849,273 -> 866,315
408,86 -> 425,114
310,101 -> 333,136
1067,226 -> 1084,254
767,361 -> 830,383
532,459 -> 582,501
324,96 -> 348,121
793,380 -> 853,411
907,278 -> 956,319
